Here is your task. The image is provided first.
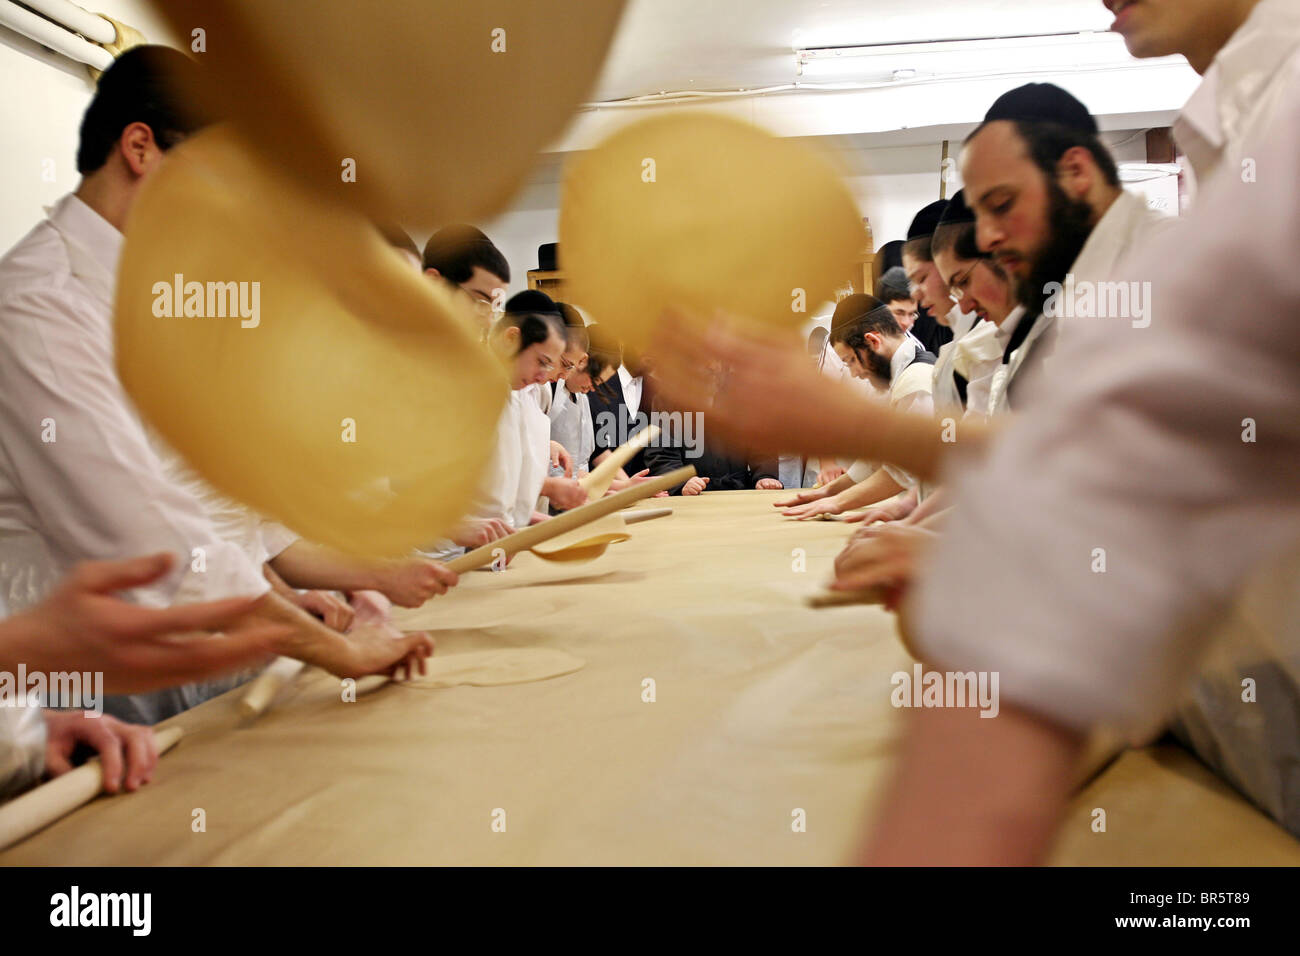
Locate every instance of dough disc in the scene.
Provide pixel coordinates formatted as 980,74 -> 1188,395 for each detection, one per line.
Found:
397,648 -> 585,689
154,0 -> 627,227
115,127 -> 506,556
560,113 -> 867,352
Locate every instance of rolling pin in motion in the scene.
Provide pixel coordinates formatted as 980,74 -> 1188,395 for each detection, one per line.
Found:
447,465 -> 693,573
0,725 -> 184,851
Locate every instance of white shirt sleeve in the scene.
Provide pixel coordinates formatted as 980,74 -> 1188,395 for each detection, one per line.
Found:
911,98 -> 1300,738
0,706 -> 45,800
0,290 -> 270,606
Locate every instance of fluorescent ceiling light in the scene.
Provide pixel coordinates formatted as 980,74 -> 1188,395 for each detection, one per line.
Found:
797,32 -> 1184,81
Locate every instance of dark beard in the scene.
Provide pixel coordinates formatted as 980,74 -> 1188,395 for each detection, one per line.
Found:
1018,180 -> 1094,315
857,347 -> 893,387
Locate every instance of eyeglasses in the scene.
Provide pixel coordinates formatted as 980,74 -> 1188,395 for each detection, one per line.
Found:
947,264 -> 977,302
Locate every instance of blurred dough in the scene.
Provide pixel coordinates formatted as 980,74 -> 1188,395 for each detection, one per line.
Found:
398,648 -> 585,689
115,127 -> 505,556
560,113 -> 866,351
156,0 -> 627,227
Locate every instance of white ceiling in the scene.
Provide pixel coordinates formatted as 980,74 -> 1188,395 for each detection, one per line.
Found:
591,0 -> 1119,101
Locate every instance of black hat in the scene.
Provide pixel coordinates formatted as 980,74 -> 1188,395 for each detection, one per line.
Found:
983,83 -> 1097,134
504,289 -> 559,315
830,293 -> 887,336
937,189 -> 975,226
907,200 -> 948,241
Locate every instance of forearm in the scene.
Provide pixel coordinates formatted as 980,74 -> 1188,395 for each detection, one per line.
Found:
860,699 -> 1083,865
904,486 -> 950,525
243,591 -> 352,667
834,469 -> 903,511
269,540 -> 381,593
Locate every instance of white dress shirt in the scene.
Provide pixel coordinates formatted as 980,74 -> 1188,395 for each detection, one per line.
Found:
988,191 -> 1173,417
912,90 -> 1300,773
930,307 -> 980,419
548,380 -> 594,476
476,387 -> 549,531
881,338 -> 935,491
0,195 -> 270,611
1163,2 -> 1300,835
617,365 -> 643,422
0,195 -> 270,723
1173,0 -> 1300,197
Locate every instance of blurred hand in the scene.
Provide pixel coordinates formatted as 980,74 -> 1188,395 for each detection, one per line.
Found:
817,466 -> 846,485
652,312 -> 877,460
347,589 -> 392,626
549,441 -> 573,477
682,476 -> 710,496
373,558 -> 458,607
774,487 -> 828,508
755,478 -> 783,490
831,524 -> 936,611
451,516 -> 515,550
542,477 -> 590,511
782,497 -> 843,520
3,553 -> 283,694
308,622 -> 436,680
44,711 -> 158,794
292,589 -> 354,632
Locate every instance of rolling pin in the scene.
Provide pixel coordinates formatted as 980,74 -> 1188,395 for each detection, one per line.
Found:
239,655 -> 307,718
0,725 -> 184,851
447,465 -> 694,573
580,425 -> 661,498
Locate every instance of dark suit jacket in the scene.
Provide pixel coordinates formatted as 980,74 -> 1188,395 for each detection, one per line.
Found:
643,396 -> 779,494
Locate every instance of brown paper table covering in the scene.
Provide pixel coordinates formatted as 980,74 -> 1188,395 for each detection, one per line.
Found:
2,491 -> 1296,865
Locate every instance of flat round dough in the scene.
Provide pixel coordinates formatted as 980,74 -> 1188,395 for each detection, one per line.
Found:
115,127 -> 506,556
157,0 -> 627,227
397,648 -> 585,689
560,113 -> 867,352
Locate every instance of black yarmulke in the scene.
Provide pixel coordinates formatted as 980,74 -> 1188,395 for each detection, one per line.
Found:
983,82 -> 1097,134
504,289 -> 559,315
937,189 -> 975,226
830,293 -> 887,335
907,200 -> 949,241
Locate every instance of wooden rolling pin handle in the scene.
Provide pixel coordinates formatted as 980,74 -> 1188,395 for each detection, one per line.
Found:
239,656 -> 306,718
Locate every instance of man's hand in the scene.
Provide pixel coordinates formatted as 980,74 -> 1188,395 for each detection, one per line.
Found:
832,524 -> 936,611
43,711 -> 158,794
542,476 -> 590,511
651,312 -> 884,461
782,496 -> 844,520
2,553 -> 284,694
450,516 -> 515,550
755,478 -> 783,490
549,441 -> 573,477
681,476 -> 710,496
817,466 -> 846,485
303,622 -> 436,680
347,589 -> 392,626
774,486 -> 828,508
292,589 -> 354,632
842,498 -> 914,527
371,557 -> 458,608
